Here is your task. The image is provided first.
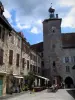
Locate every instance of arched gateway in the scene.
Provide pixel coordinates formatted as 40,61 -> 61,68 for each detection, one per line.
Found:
65,77 -> 73,88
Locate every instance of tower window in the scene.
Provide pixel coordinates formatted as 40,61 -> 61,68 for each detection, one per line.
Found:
66,66 -> 70,72
53,61 -> 56,66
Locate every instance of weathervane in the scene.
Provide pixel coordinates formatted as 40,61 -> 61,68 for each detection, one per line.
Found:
51,3 -> 52,8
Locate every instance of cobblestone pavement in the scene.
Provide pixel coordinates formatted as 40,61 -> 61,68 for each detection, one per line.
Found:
4,89 -> 74,100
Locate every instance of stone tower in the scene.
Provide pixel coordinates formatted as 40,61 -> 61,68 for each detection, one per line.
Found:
43,6 -> 62,84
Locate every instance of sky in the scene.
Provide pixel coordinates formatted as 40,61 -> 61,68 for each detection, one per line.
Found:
1,0 -> 75,44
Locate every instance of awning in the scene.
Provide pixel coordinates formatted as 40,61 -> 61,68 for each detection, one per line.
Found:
13,75 -> 24,79
0,71 -> 6,74
34,74 -> 50,81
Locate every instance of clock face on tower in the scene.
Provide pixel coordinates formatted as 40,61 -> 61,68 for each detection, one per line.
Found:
51,26 -> 56,33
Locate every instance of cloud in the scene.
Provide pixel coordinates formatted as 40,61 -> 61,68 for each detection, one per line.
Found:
58,0 -> 75,7
1,0 -> 75,34
61,7 -> 75,28
16,22 -> 30,30
3,9 -> 12,23
31,27 -> 39,34
3,9 -> 11,18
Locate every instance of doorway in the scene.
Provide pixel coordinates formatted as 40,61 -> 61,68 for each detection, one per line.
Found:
65,77 -> 73,88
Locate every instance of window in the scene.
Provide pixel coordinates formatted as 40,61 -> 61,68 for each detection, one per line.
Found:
38,67 -> 40,74
9,50 -> 13,65
35,66 -> 37,72
0,26 -> 1,39
22,58 -> 25,69
2,28 -> 5,42
30,53 -> 33,60
71,56 -> 75,63
52,44 -> 55,50
27,60 -> 29,70
53,61 -> 56,67
30,65 -> 33,71
66,66 -> 70,72
16,54 -> 19,66
0,27 -> 5,42
11,35 -> 14,44
0,49 -> 4,65
38,57 -> 40,63
22,42 -> 26,52
17,38 -> 20,48
65,57 -> 69,63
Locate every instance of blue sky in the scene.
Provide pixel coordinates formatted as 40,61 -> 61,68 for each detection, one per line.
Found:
1,0 -> 75,44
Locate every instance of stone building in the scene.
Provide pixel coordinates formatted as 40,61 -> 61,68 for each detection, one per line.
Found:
33,6 -> 75,88
0,1 -> 12,95
0,1 -> 46,96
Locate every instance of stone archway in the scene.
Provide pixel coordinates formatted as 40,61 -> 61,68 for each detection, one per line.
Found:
65,77 -> 73,88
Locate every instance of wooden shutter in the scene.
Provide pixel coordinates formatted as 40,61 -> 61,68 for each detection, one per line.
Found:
9,50 -> 13,65
2,28 -> 5,42
22,58 -> 25,69
16,54 -> 19,66
0,26 -> 1,39
0,49 -> 3,65
27,60 -> 29,70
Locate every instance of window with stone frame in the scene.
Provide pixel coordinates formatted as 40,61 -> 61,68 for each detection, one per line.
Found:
0,26 -> 1,39
0,26 -> 5,42
33,65 -> 36,73
38,56 -> 40,63
71,56 -> 75,63
0,49 -> 4,65
17,37 -> 20,48
22,42 -> 26,52
27,60 -> 29,70
30,53 -> 33,60
9,50 -> 13,65
16,53 -> 19,67
9,33 -> 14,44
66,66 -> 70,72
38,67 -> 40,74
2,27 -> 5,42
22,58 -> 25,69
30,64 -> 32,72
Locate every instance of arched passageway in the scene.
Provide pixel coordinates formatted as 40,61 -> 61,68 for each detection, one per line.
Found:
65,77 -> 73,88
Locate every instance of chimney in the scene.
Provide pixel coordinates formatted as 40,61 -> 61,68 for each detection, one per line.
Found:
56,14 -> 58,18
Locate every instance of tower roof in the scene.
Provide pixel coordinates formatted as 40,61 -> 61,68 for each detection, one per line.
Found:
48,7 -> 55,13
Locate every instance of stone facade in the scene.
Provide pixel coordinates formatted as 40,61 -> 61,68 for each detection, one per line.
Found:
0,2 -> 43,95
43,7 -> 75,88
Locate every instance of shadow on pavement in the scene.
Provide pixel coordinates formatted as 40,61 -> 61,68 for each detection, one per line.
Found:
67,89 -> 75,99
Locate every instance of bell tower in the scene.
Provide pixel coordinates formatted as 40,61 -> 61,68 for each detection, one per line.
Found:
43,5 -> 62,84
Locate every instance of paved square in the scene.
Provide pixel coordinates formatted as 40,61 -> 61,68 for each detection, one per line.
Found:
4,89 -> 74,100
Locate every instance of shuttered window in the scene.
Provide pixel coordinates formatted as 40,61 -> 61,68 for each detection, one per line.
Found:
27,60 -> 29,70
0,26 -> 1,39
9,50 -> 13,65
0,49 -> 3,65
16,54 -> 19,66
2,28 -> 5,42
22,58 -> 25,69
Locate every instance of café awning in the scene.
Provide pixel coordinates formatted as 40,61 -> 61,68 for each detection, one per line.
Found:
34,74 -> 50,81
